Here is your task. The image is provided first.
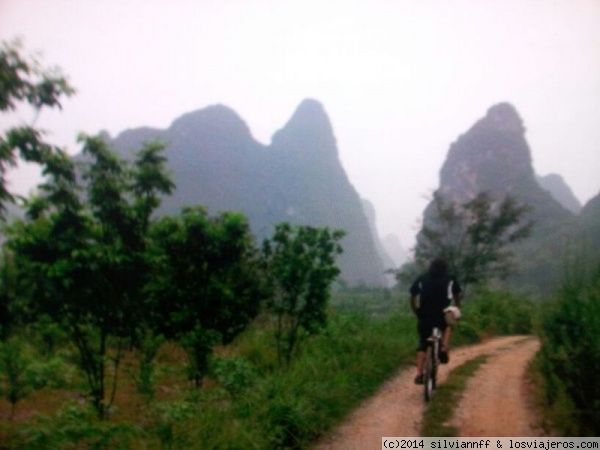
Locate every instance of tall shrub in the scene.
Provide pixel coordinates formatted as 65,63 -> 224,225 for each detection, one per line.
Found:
261,223 -> 344,366
539,262 -> 600,435
145,207 -> 264,387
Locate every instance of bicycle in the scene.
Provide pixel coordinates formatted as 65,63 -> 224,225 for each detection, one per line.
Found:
423,326 -> 441,402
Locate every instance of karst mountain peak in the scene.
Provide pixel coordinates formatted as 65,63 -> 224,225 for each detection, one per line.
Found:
103,99 -> 387,287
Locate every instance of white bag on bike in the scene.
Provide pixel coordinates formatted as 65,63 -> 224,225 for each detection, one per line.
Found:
444,306 -> 461,326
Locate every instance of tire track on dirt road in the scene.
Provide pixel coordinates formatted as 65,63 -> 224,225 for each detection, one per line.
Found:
313,336 -> 540,449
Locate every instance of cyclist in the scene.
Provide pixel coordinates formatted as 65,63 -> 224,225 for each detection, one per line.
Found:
410,258 -> 462,385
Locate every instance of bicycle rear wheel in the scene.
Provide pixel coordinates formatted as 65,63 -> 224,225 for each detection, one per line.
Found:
424,344 -> 435,402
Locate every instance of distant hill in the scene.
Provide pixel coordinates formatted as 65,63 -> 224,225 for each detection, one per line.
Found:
104,99 -> 387,286
381,234 -> 408,268
361,199 -> 399,287
417,103 -> 579,292
361,199 -> 395,271
581,192 -> 600,254
536,173 -> 582,214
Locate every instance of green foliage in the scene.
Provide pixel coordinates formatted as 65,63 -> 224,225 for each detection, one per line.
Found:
131,330 -> 164,398
330,286 -> 403,317
28,314 -> 69,356
262,222 -> 345,365
150,400 -> 197,449
0,252 -> 21,340
178,311 -> 416,449
415,192 -> 532,292
0,40 -> 74,218
5,134 -> 173,419
0,310 -> 417,448
210,355 -> 257,397
24,355 -> 73,391
255,312 -> 414,447
538,261 -> 600,435
0,338 -> 31,418
131,140 -> 175,232
15,401 -> 140,450
0,336 -> 72,421
449,287 -> 537,348
146,207 -> 264,387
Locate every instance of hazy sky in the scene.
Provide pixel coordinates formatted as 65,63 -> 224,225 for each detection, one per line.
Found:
2,0 -> 599,251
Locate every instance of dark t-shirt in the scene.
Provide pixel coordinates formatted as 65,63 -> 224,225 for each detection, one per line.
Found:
410,273 -> 461,318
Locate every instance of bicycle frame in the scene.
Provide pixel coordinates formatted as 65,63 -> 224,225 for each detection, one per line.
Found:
423,326 -> 441,402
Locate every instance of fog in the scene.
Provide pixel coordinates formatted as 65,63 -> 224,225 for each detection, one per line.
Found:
1,0 -> 599,250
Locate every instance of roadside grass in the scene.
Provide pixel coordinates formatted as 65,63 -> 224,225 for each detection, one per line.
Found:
526,354 -> 563,436
421,355 -> 489,437
330,287 -> 403,317
453,287 -> 538,347
182,311 -> 418,448
534,258 -> 600,436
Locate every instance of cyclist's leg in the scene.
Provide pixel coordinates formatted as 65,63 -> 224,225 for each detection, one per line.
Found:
415,351 -> 425,384
437,315 -> 451,363
415,318 -> 432,384
442,326 -> 452,351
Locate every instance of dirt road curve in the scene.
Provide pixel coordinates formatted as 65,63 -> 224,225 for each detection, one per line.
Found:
313,336 -> 541,449
450,337 -> 541,436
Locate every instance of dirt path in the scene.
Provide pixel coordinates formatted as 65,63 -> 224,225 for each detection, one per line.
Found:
449,337 -> 541,436
313,335 -> 540,449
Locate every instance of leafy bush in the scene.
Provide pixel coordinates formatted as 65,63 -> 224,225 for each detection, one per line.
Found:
150,400 -> 197,449
454,287 -> 538,346
330,287 -> 402,316
25,355 -> 74,390
146,207 -> 264,387
261,222 -> 345,366
0,336 -> 74,420
0,338 -> 31,418
203,312 -> 415,448
211,355 -> 257,397
538,263 -> 600,435
14,402 -> 140,450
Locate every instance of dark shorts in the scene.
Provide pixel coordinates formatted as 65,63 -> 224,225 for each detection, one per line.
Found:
416,314 -> 447,352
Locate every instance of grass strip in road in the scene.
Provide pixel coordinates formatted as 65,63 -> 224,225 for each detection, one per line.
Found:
421,355 -> 489,437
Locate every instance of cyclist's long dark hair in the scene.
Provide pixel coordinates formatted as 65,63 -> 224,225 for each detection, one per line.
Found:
428,258 -> 448,279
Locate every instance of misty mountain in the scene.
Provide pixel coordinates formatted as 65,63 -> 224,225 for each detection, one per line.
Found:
418,103 -> 579,291
536,173 -> 582,214
104,99 -> 387,286
361,199 -> 396,271
381,234 -> 408,268
360,199 -> 399,287
581,191 -> 600,253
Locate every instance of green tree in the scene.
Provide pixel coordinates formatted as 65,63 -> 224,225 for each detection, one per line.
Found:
0,38 -> 74,346
145,207 -> 263,387
0,40 -> 74,218
262,223 -> 345,365
1,41 -> 173,418
6,136 -> 172,418
0,252 -> 19,340
0,338 -> 30,419
131,140 -> 175,234
414,191 -> 532,292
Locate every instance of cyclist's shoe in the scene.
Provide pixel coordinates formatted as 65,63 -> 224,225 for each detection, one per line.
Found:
439,349 -> 449,364
414,374 -> 424,385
